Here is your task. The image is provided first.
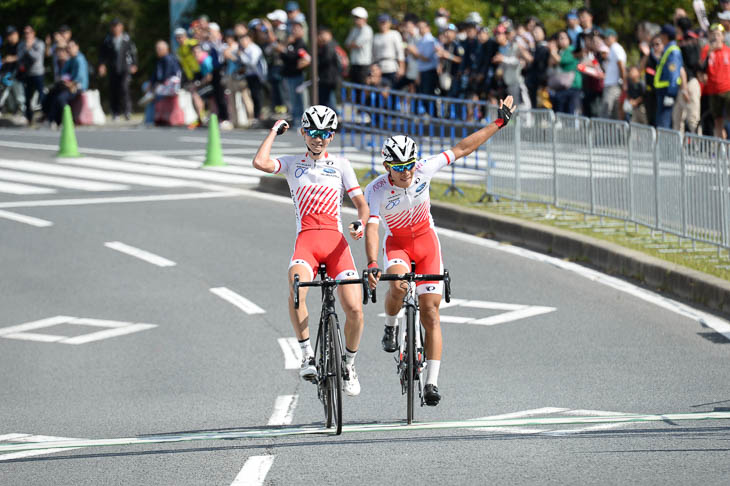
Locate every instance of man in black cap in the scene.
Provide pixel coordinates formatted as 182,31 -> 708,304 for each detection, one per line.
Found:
99,19 -> 138,120
1,26 -> 19,75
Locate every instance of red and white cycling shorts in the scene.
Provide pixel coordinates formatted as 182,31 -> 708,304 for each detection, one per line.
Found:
289,229 -> 358,281
383,228 -> 443,296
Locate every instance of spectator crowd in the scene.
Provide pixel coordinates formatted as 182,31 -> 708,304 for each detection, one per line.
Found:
3,3 -> 730,138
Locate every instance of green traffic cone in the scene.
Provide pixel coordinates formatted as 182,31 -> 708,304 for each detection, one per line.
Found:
203,114 -> 225,166
57,105 -> 81,158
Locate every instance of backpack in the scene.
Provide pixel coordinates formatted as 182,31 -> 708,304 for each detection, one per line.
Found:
334,44 -> 349,78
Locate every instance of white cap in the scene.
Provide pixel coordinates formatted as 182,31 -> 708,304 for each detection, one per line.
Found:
208,22 -> 220,31
719,11 -> 730,20
174,27 -> 186,36
351,6 -> 368,19
267,9 -> 287,23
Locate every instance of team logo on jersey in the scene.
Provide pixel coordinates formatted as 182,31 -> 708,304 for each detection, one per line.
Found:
295,167 -> 309,178
386,198 -> 401,210
415,182 -> 427,194
323,168 -> 337,175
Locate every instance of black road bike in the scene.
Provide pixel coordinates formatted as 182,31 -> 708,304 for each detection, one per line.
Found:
293,264 -> 370,435
371,263 -> 451,424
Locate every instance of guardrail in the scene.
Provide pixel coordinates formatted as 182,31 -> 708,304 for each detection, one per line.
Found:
340,82 -> 730,254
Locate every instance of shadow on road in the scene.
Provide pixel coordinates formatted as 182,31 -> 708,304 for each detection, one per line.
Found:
3,424 -> 730,464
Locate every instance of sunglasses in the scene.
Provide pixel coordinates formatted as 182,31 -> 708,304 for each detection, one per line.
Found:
389,159 -> 417,172
305,129 -> 333,139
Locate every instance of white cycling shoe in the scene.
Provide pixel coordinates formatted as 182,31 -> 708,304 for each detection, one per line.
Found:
299,356 -> 316,381
343,363 -> 361,396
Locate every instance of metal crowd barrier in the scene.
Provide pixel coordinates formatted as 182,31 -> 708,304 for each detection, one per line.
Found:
340,82 -> 730,253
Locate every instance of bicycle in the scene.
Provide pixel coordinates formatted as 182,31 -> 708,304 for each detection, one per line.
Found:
293,264 -> 370,435
370,263 -> 451,425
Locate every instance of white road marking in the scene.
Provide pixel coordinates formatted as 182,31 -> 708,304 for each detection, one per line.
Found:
277,337 -> 302,369
0,139 -> 125,156
0,180 -> 56,195
267,395 -> 298,426
59,323 -> 157,345
379,300 -> 556,327
0,159 -> 189,188
0,209 -> 53,227
63,157 -> 259,185
0,190 -> 244,209
0,316 -> 75,336
231,455 -> 275,486
3,411 -> 730,453
126,154 -> 263,177
470,306 -> 557,326
104,241 -> 177,267
472,407 -> 570,421
0,433 -> 82,461
210,287 -> 266,315
0,316 -> 157,345
0,168 -> 128,191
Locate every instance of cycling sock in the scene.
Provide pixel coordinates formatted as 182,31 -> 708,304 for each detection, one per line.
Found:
298,338 -> 313,358
345,347 -> 357,365
426,360 -> 440,386
384,314 -> 399,327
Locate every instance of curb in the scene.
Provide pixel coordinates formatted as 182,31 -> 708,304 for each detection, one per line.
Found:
256,175 -> 730,316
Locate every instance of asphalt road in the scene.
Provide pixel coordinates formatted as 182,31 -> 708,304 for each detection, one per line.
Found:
0,126 -> 729,485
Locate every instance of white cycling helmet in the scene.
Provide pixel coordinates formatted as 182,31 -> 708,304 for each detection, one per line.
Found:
465,11 -> 483,26
301,105 -> 338,130
381,135 -> 418,163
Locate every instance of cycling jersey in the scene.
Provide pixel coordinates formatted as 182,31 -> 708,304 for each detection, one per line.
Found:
365,150 -> 454,295
364,150 -> 453,237
276,151 -> 362,280
275,151 -> 362,234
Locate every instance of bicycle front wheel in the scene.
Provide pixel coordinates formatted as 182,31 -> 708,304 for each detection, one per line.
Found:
405,304 -> 416,425
327,313 -> 343,435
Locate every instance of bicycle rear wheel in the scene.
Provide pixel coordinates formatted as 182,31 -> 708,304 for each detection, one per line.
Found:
405,305 -> 416,425
327,314 -> 343,435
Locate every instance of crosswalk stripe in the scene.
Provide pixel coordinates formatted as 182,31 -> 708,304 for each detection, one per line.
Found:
64,157 -> 259,185
0,180 -> 56,195
0,159 -> 188,188
125,154 -> 261,176
0,168 -> 128,192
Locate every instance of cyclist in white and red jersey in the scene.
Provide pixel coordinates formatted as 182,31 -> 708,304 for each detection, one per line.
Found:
253,105 -> 369,396
365,96 -> 515,406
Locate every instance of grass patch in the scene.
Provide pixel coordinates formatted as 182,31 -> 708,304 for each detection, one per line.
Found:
355,168 -> 730,282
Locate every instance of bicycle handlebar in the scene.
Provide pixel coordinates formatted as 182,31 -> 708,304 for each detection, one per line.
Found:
293,271 -> 371,309
369,269 -> 451,304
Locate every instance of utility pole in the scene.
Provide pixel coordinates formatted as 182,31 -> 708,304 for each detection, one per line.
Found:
309,0 -> 318,105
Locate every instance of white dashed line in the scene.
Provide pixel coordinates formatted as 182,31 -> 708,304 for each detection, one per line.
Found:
277,337 -> 302,369
231,455 -> 275,486
210,287 -> 266,315
267,395 -> 298,426
0,209 -> 53,227
105,241 -> 176,267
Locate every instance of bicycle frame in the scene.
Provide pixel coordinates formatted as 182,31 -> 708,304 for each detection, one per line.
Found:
370,264 -> 451,424
292,264 -> 370,434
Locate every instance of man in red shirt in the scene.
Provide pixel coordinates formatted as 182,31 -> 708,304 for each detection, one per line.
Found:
700,23 -> 730,138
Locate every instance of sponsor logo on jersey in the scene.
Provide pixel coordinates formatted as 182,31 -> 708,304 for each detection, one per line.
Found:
415,182 -> 427,194
426,285 -> 436,292
322,168 -> 337,176
344,270 -> 356,278
373,178 -> 387,190
386,198 -> 401,210
295,167 -> 309,178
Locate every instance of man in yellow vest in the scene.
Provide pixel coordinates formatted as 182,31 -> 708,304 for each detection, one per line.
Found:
654,24 -> 683,128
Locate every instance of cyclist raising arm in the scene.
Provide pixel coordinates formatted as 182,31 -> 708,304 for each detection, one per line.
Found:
364,96 -> 515,406
253,105 -> 369,396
